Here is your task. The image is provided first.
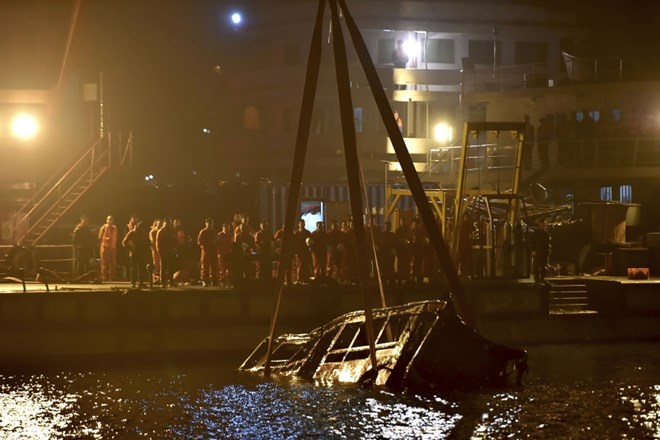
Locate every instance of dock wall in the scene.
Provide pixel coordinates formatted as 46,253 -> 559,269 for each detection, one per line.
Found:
0,279 -> 658,370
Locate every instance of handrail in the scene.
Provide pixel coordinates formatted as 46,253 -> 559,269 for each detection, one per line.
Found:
11,136 -> 106,240
424,136 -> 660,170
12,131 -> 135,244
27,159 -> 109,244
10,136 -> 104,229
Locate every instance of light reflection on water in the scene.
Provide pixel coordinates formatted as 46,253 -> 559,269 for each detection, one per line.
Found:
0,343 -> 658,439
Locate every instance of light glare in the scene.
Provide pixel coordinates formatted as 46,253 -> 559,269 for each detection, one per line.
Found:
11,113 -> 39,140
434,123 -> 453,144
403,39 -> 421,60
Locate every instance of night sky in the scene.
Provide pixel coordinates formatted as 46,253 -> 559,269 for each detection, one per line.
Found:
75,1 -> 250,181
2,0 -> 660,184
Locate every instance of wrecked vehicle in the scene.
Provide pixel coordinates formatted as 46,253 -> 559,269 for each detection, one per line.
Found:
240,300 -> 528,392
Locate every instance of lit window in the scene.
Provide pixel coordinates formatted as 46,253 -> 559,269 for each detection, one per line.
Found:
620,185 -> 632,203
600,186 -> 612,202
354,107 -> 363,133
427,39 -> 455,64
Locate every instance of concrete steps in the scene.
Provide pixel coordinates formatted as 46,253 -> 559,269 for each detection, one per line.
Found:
547,280 -> 598,315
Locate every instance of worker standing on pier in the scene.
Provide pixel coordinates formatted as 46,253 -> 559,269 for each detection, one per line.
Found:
293,219 -> 312,284
149,219 -> 162,284
73,215 -> 95,276
98,215 -> 118,281
157,218 -> 178,287
310,221 -> 328,279
254,221 -> 274,280
531,219 -> 551,284
122,221 -> 150,288
217,223 -> 234,287
197,218 -> 219,287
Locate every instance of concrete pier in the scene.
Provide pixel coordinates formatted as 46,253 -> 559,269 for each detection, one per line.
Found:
0,276 -> 658,370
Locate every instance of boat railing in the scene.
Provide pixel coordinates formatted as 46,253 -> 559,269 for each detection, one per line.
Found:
425,136 -> 660,172
460,62 -> 551,93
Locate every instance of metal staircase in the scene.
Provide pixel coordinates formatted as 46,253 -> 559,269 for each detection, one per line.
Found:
547,278 -> 597,315
10,132 -> 133,245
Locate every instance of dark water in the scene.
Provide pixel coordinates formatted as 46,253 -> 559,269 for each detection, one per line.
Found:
0,343 -> 658,439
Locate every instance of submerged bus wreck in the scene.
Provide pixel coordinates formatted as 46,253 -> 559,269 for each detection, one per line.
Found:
240,300 -> 528,392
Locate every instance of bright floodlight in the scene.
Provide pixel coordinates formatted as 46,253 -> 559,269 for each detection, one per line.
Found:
403,39 -> 421,60
231,12 -> 242,25
11,113 -> 39,140
434,123 -> 453,144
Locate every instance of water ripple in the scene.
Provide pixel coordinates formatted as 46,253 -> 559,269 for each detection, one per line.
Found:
0,343 -> 657,439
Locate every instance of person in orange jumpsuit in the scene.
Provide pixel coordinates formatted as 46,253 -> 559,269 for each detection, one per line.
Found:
217,223 -> 233,287
197,217 -> 219,286
149,219 -> 162,283
98,215 -> 118,281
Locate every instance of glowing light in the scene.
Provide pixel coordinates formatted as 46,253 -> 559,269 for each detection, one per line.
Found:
403,39 -> 421,60
10,113 -> 40,140
231,12 -> 242,25
434,123 -> 453,144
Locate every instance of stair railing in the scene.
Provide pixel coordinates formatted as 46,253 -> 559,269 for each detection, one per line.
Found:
11,135 -> 109,244
26,149 -> 111,244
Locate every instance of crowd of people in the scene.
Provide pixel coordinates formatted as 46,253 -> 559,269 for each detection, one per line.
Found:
72,213 -> 447,288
